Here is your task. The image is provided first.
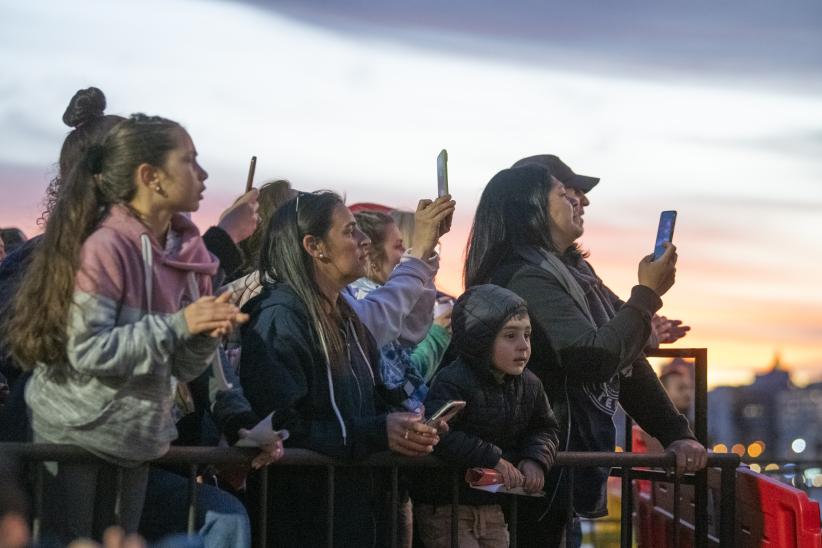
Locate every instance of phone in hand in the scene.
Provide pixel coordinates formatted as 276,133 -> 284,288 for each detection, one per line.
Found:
245,155 -> 257,193
433,297 -> 454,319
652,210 -> 677,261
426,400 -> 466,427
437,149 -> 449,197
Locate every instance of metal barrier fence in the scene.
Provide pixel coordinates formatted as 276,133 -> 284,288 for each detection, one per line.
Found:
0,443 -> 740,548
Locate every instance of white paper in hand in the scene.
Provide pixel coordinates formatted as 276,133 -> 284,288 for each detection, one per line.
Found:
211,353 -> 233,391
235,412 -> 290,447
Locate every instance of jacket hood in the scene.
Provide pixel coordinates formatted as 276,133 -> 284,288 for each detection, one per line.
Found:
451,284 -> 528,373
102,205 -> 218,276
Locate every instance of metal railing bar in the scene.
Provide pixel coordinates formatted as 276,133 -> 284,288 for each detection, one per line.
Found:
32,463 -> 44,543
719,462 -> 737,547
672,469 -> 680,548
450,469 -> 459,548
0,443 -> 740,469
620,415 -> 633,548
509,496 -> 518,548
186,464 -> 197,535
258,467 -> 268,548
565,467 -> 574,548
390,465 -> 398,548
113,466 -> 124,527
326,465 -> 334,548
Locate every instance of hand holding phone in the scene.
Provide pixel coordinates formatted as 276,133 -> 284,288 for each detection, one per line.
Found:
652,210 -> 677,261
426,400 -> 466,427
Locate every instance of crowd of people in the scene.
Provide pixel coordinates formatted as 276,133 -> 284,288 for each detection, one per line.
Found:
0,87 -> 706,548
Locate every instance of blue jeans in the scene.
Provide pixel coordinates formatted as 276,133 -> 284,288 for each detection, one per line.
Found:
139,467 -> 251,548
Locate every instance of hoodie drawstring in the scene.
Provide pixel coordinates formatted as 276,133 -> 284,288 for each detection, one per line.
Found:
141,235 -> 153,314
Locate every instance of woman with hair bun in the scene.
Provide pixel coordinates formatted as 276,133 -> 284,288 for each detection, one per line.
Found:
6,107 -> 247,542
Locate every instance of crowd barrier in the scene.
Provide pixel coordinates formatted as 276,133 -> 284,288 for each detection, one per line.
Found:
0,443 -> 741,548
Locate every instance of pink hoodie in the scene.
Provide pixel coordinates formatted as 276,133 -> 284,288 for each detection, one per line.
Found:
27,205 -> 221,465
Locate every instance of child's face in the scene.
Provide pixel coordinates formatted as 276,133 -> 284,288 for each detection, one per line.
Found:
491,313 -> 531,376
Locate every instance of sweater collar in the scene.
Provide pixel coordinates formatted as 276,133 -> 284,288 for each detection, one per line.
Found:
102,205 -> 219,276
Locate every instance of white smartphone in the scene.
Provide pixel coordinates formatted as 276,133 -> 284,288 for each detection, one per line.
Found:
437,149 -> 449,197
426,400 -> 466,426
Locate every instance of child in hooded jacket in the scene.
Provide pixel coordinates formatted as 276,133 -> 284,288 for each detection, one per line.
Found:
414,284 -> 560,548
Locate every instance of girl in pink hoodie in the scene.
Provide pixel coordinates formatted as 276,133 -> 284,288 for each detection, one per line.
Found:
7,113 -> 247,542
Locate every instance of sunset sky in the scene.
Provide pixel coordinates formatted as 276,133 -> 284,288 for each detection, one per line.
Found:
1,0 -> 820,388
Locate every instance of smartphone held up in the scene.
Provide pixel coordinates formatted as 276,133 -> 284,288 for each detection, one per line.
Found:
437,149 -> 449,198
652,210 -> 677,261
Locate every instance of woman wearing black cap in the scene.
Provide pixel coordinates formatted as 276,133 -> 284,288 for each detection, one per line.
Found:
463,165 -> 704,547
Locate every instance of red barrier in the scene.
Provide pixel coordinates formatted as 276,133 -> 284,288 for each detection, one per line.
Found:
634,466 -> 822,547
736,468 -> 822,547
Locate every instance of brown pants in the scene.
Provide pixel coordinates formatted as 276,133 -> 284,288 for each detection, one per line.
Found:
416,504 -> 509,548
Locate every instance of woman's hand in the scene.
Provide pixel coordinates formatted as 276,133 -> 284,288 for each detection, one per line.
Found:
387,412 -> 440,457
218,188 -> 260,244
409,195 -> 456,261
237,433 -> 284,470
652,315 -> 691,344
433,308 -> 452,333
517,459 -> 545,493
638,243 -> 677,297
493,458 -> 524,490
183,291 -> 249,338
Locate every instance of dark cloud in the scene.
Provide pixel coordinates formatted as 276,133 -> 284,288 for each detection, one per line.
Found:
234,0 -> 822,89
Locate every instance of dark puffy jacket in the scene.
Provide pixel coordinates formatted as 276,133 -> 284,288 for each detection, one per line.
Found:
413,284 -> 560,507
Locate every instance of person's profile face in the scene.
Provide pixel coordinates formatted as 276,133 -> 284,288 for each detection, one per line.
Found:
157,129 -> 208,213
567,187 -> 589,222
547,178 -> 584,248
491,313 -> 531,376
377,222 -> 406,280
663,374 -> 693,414
320,204 -> 371,285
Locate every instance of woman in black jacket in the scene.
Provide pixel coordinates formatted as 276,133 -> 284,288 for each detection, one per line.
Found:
240,191 -> 441,547
463,166 -> 705,547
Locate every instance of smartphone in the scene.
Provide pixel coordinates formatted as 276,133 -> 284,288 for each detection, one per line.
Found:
433,297 -> 454,319
652,210 -> 677,261
426,400 -> 466,426
437,149 -> 449,197
245,155 -> 257,193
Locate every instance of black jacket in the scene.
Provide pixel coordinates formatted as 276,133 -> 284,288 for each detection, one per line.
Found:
489,255 -> 693,516
414,284 -> 560,507
239,281 -> 388,460
239,281 -> 393,547
415,358 -> 560,507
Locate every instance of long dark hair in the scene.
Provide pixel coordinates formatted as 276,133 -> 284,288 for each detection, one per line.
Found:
7,112 -> 183,373
258,191 -> 349,364
41,87 -> 125,226
464,165 -> 559,288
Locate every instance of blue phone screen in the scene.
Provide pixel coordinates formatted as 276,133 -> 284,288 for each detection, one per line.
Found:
653,211 -> 677,261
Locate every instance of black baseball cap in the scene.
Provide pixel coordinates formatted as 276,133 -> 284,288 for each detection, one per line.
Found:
511,154 -> 599,193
